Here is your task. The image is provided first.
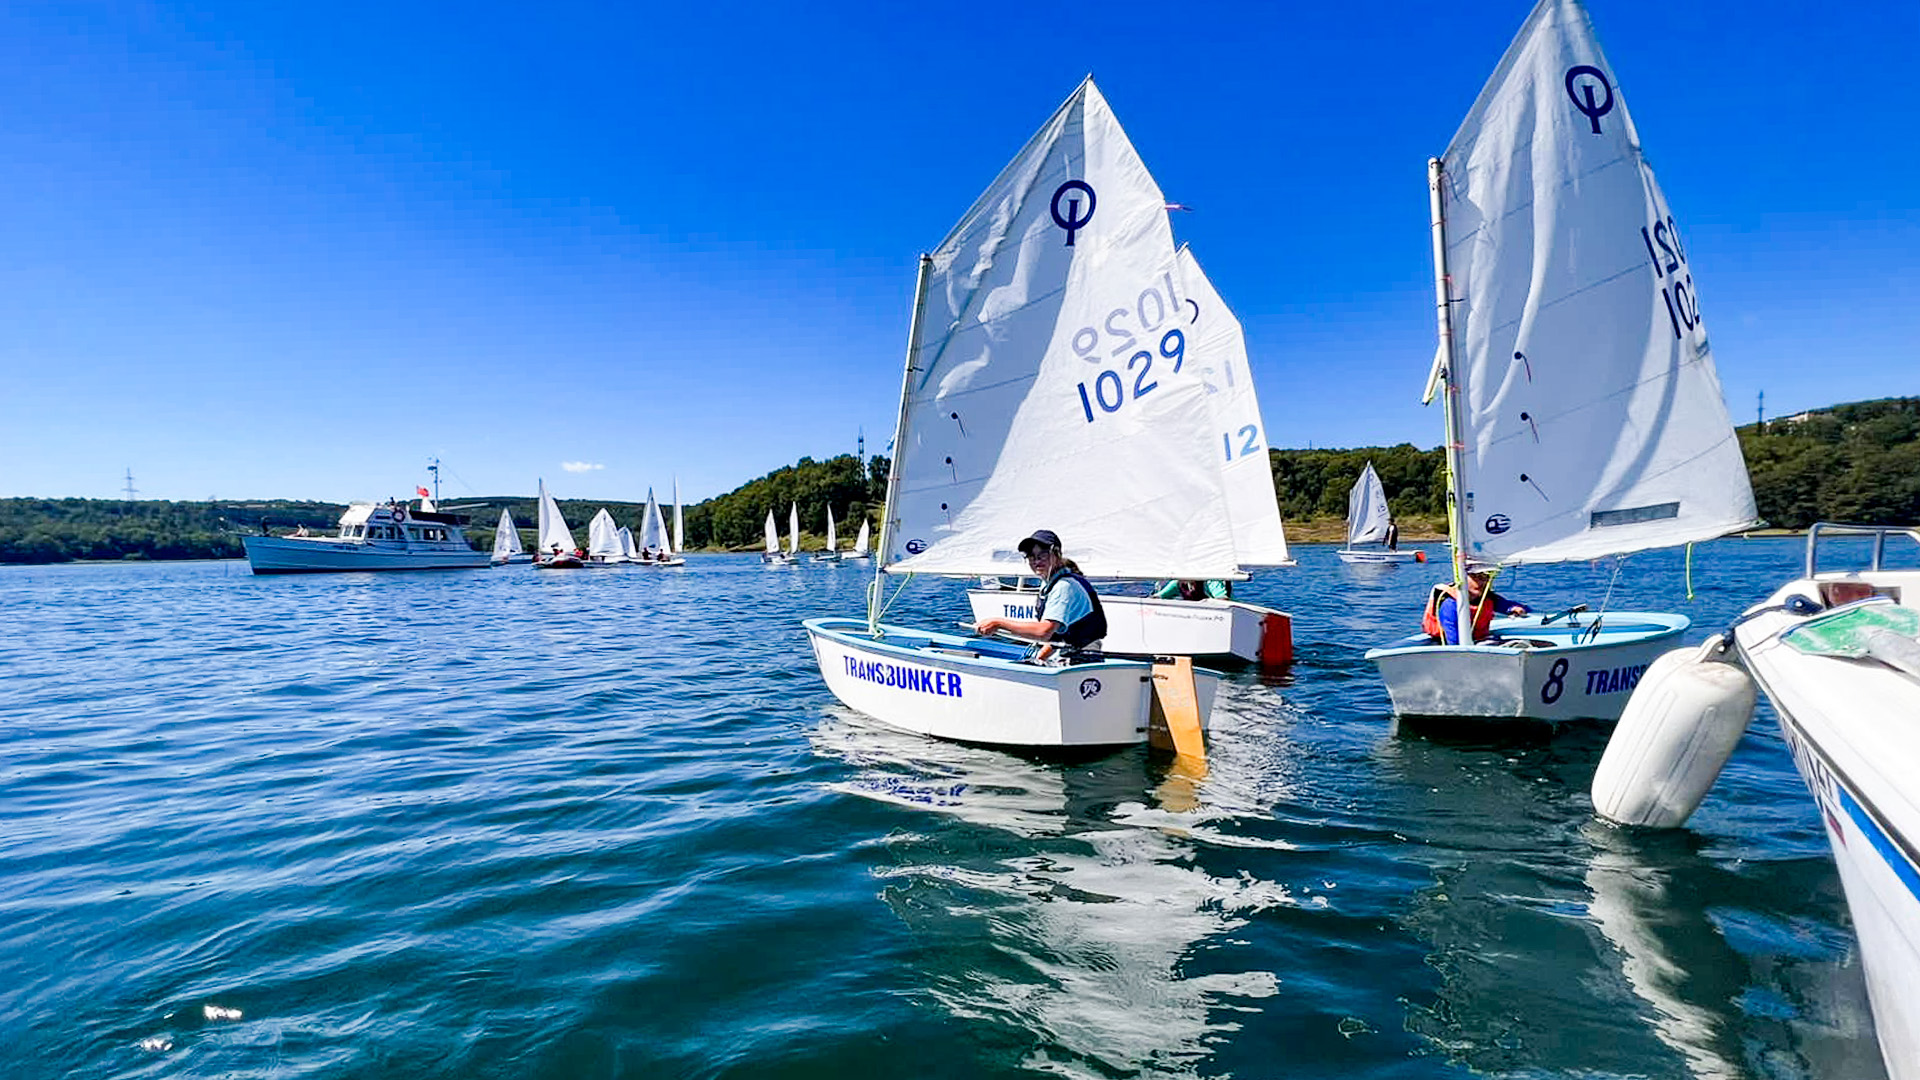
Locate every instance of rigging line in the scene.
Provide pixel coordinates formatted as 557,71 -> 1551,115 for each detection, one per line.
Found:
1585,556 -> 1629,644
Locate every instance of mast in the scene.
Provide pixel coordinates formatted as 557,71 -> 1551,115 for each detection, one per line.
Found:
870,253 -> 934,631
1428,157 -> 1473,648
427,457 -> 441,503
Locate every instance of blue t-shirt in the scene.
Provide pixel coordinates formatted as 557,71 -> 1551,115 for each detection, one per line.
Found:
1039,570 -> 1092,636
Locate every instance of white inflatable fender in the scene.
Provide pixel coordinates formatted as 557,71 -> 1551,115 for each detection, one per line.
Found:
1591,636 -> 1758,829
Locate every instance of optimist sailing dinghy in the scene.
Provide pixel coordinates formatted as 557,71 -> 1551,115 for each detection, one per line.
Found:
1335,463 -> 1419,565
1365,0 -> 1756,722
806,78 -> 1239,748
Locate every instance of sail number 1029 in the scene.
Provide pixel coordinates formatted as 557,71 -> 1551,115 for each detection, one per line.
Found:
1076,328 -> 1186,422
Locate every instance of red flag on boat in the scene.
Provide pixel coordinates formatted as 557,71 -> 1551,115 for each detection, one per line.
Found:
416,486 -> 430,497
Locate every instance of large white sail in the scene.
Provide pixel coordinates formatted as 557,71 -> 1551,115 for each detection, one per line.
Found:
883,78 -> 1238,580
1346,463 -> 1392,547
1439,0 -> 1755,565
1175,245 -> 1291,567
492,508 -> 523,562
537,480 -> 578,554
671,479 -> 684,554
587,508 -> 622,560
764,510 -> 780,555
787,503 -> 800,556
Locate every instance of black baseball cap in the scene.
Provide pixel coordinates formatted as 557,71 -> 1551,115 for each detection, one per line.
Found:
1017,529 -> 1062,555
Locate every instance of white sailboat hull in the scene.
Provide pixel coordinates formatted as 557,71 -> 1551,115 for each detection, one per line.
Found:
1365,613 -> 1687,721
805,617 -> 1219,748
245,536 -> 491,573
1733,569 -> 1920,1080
1335,548 -> 1422,565
965,590 -> 1290,667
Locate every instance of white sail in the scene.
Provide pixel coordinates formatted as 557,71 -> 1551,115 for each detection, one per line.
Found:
764,510 -> 781,555
787,503 -> 800,556
825,508 -> 838,552
618,526 -> 637,560
492,508 -> 523,562
1174,245 -> 1291,567
1346,462 -> 1393,547
671,478 -> 684,554
853,518 -> 870,555
1439,0 -> 1755,565
537,480 -> 578,554
586,508 -> 622,560
638,489 -> 671,553
883,78 -> 1239,580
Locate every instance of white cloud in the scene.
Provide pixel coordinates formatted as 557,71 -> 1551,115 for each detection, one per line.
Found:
561,461 -> 604,473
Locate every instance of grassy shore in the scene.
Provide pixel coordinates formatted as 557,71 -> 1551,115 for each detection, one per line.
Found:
1284,515 -> 1450,544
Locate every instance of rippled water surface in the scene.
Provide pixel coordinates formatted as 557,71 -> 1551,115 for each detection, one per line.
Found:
3,538 -> 1907,1078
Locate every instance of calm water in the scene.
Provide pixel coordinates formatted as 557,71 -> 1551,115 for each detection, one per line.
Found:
3,538 -> 1908,1078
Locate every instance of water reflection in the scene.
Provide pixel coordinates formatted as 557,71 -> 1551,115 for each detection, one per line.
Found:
1378,726 -> 1883,1078
810,696 -> 1293,1077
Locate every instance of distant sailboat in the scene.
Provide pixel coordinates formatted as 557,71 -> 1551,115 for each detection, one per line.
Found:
814,507 -> 842,563
844,518 -> 872,561
787,503 -> 800,561
672,478 -> 685,556
534,480 -> 583,569
1364,0 -> 1756,721
762,508 -> 793,566
638,488 -> 684,566
491,508 -> 527,565
585,508 -> 624,565
1336,463 -> 1419,564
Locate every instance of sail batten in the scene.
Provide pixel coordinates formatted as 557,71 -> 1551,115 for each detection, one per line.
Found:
1439,0 -> 1755,567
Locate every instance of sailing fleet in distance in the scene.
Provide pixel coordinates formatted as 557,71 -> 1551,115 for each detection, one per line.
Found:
237,5 -> 1920,1071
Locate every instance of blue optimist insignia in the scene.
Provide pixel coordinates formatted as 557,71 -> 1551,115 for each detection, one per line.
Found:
904,538 -> 927,554
1565,65 -> 1615,134
1050,181 -> 1096,246
1485,514 -> 1512,535
1078,678 -> 1101,700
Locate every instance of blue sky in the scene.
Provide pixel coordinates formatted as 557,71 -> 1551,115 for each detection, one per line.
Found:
2,1 -> 1913,503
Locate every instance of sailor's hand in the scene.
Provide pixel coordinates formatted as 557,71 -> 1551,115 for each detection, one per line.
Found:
975,618 -> 1001,636
1511,605 -> 1530,616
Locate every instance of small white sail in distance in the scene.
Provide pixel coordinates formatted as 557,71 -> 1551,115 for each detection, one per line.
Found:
853,518 -> 870,555
825,507 -> 838,553
1346,463 -> 1392,547
537,480 -> 579,554
1437,0 -> 1756,565
586,508 -> 622,559
881,77 -> 1238,581
671,478 -> 684,554
764,510 -> 781,556
787,503 -> 800,556
492,508 -> 524,562
638,489 -> 670,553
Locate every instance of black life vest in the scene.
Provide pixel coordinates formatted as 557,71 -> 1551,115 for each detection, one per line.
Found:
1034,569 -> 1108,649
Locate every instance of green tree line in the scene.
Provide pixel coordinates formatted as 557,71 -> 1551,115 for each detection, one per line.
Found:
4,398 -> 1914,565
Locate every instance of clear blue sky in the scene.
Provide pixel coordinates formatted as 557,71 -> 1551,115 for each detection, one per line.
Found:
2,1 -> 1913,504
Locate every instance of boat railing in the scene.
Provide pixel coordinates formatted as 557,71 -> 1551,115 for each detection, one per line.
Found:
1804,522 -> 1920,577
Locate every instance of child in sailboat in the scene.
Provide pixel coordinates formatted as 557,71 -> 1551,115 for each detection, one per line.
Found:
974,529 -> 1108,657
1422,570 -> 1530,644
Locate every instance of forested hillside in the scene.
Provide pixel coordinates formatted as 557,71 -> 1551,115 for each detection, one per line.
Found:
4,398 -> 1913,564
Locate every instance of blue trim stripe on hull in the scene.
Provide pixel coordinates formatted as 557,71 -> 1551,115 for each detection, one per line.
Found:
1838,784 -> 1920,907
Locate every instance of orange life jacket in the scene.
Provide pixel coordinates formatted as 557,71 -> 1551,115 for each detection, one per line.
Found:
1421,582 -> 1496,643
